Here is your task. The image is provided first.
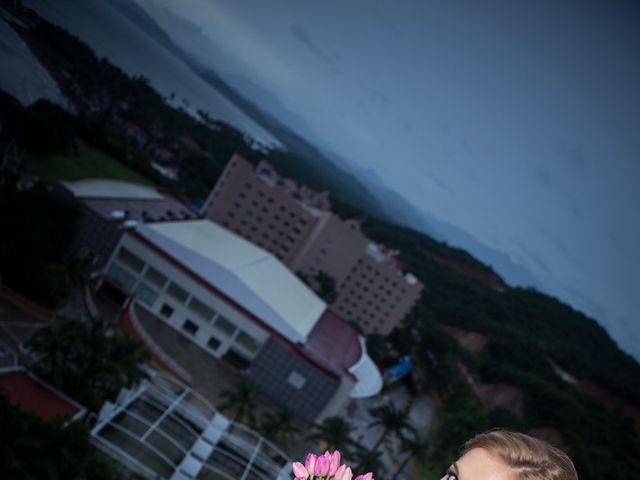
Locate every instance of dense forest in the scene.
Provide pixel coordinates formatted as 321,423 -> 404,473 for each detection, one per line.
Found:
1,4 -> 639,479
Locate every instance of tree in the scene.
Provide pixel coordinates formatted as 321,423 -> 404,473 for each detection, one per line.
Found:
217,381 -> 257,426
258,407 -> 294,447
392,432 -> 429,480
27,316 -> 148,411
353,446 -> 386,479
0,394 -> 116,479
368,403 -> 414,454
315,271 -> 337,304
307,416 -> 357,457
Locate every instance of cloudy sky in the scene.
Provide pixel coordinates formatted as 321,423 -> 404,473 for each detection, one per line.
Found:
131,0 -> 640,359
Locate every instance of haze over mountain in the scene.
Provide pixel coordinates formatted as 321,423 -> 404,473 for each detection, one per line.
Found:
13,0 -> 640,360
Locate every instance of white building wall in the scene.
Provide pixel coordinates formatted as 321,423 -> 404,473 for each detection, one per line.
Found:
105,233 -> 269,362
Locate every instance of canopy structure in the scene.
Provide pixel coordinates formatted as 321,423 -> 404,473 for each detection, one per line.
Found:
91,370 -> 290,480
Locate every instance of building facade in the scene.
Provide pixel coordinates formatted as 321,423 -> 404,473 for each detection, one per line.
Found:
331,243 -> 424,335
102,220 -> 381,422
203,155 -> 425,335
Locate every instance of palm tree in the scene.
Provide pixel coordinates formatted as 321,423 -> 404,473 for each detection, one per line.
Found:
391,432 -> 429,479
353,446 -> 386,479
307,416 -> 357,457
258,407 -> 295,447
368,403 -> 415,454
27,316 -> 148,411
218,381 -> 257,426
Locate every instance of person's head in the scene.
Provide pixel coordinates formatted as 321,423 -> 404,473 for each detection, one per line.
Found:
441,430 -> 578,480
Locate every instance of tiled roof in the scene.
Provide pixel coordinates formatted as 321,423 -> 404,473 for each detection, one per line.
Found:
0,369 -> 84,420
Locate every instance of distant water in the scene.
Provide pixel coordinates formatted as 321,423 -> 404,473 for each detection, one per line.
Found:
0,14 -> 67,107
15,0 -> 280,147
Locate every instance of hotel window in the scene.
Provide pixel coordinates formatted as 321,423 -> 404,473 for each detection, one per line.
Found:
160,303 -> 174,318
207,336 -> 221,351
214,316 -> 237,337
234,331 -> 261,354
106,263 -> 136,291
116,247 -> 145,273
182,320 -> 199,336
135,282 -> 158,307
188,297 -> 216,321
167,282 -> 189,304
287,371 -> 307,390
144,266 -> 167,289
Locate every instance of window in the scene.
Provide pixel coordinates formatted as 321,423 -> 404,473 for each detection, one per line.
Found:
106,264 -> 136,291
160,304 -> 174,318
144,266 -> 167,289
234,331 -> 261,354
182,320 -> 199,336
207,336 -> 221,351
188,297 -> 216,321
135,282 -> 158,306
213,316 -> 236,336
287,371 -> 307,390
116,247 -> 145,273
167,282 -> 189,304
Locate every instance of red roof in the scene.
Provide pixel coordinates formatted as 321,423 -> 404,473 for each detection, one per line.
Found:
299,310 -> 362,379
0,370 -> 83,421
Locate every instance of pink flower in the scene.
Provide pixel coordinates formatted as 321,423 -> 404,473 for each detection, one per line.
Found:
355,473 -> 374,480
329,451 -> 341,475
335,465 -> 353,480
305,453 -> 317,475
292,462 -> 309,478
294,478 -> 306,480
314,455 -> 330,477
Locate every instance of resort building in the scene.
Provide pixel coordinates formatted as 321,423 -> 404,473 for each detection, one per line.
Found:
202,155 -> 329,264
60,178 -> 195,268
331,244 -> 423,335
91,370 -> 291,480
102,219 -> 382,422
202,155 -> 424,335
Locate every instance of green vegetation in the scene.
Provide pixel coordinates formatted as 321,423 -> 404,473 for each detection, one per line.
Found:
0,395 -> 116,479
24,140 -> 152,185
0,184 -> 82,307
217,381 -> 258,426
27,316 -> 149,412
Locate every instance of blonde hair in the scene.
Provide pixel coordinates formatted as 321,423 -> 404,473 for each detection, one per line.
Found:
462,430 -> 578,480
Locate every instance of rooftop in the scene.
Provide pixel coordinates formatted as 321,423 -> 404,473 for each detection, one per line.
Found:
62,178 -> 164,199
62,178 -> 195,223
0,368 -> 85,421
136,220 -> 326,343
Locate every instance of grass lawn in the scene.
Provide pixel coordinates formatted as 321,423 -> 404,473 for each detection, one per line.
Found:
24,140 -> 153,185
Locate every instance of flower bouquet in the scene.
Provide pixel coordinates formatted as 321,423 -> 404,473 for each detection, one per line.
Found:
292,451 -> 374,480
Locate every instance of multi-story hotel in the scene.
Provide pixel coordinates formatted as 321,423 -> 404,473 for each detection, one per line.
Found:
203,155 -> 423,335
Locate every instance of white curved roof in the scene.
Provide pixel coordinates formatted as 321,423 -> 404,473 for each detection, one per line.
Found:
138,220 -> 326,343
62,178 -> 163,199
348,337 -> 383,398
